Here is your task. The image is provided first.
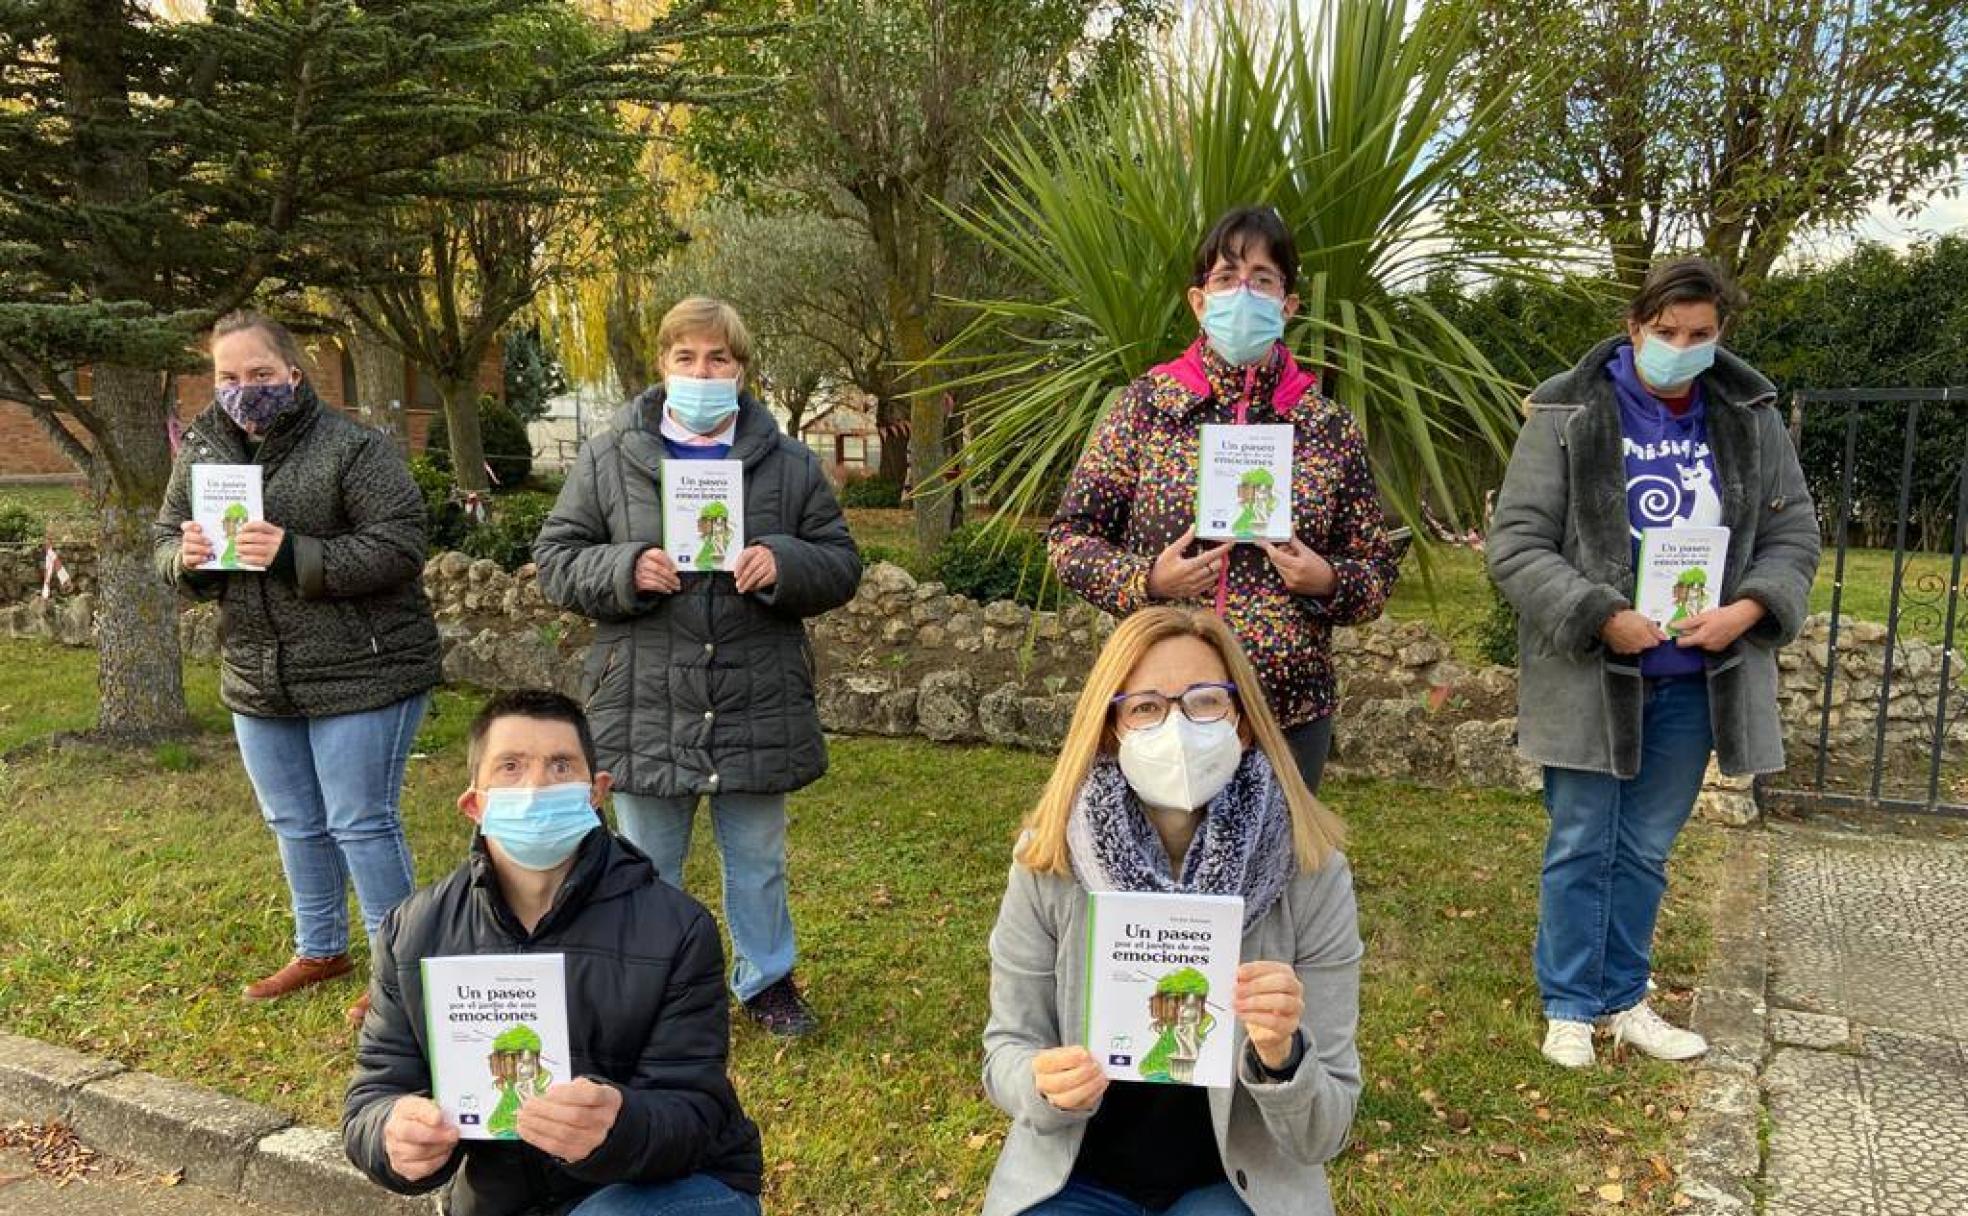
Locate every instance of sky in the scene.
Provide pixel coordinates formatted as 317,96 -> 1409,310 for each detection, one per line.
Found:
1783,186 -> 1968,270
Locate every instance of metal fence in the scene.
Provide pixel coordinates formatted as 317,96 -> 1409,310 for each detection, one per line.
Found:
1763,387 -> 1968,819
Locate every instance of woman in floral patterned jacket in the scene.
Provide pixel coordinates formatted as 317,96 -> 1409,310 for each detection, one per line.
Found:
1047,206 -> 1399,790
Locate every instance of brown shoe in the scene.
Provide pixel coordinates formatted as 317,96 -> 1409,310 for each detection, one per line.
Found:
346,992 -> 373,1029
242,954 -> 353,1001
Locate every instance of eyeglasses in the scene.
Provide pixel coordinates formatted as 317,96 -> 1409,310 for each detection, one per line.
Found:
1203,268 -> 1287,298
1110,682 -> 1240,731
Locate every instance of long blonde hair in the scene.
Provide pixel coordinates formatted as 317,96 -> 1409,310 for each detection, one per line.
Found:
1014,606 -> 1344,875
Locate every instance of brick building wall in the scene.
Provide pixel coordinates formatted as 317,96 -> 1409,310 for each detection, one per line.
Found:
0,339 -> 505,481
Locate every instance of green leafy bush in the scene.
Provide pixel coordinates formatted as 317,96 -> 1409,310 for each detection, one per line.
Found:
0,502 -> 43,544
858,542 -> 932,580
932,521 -> 1062,610
838,475 -> 903,509
424,396 -> 535,489
409,457 -> 470,553
1477,583 -> 1519,668
460,491 -> 556,572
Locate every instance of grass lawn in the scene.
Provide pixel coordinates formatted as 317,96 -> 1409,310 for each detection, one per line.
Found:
0,637 -> 1717,1213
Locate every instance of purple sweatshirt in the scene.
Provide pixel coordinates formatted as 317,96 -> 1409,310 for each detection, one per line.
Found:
1608,343 -> 1718,678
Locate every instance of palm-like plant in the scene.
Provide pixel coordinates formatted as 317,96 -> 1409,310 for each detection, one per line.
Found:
928,0 -> 1577,546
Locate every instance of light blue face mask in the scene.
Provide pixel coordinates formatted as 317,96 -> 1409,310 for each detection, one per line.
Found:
665,375 -> 741,434
1200,287 -> 1286,367
479,782 -> 599,872
1634,335 -> 1717,390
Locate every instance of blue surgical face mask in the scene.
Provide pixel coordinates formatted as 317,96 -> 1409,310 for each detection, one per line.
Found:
479,782 -> 599,872
1633,335 -> 1717,391
1200,287 -> 1286,367
665,375 -> 741,434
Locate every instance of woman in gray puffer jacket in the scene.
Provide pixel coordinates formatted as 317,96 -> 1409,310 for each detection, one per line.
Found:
534,297 -> 861,1037
1488,259 -> 1818,1071
154,311 -> 439,1023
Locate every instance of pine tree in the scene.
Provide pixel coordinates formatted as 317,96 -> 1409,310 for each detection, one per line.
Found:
0,0 -> 767,736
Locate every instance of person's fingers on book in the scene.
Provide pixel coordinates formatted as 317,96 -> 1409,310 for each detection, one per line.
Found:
552,1078 -> 622,1109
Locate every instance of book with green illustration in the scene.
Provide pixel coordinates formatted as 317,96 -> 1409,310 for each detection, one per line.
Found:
1634,526 -> 1730,634
661,460 -> 744,573
421,953 -> 570,1140
1084,890 -> 1243,1088
1196,424 -> 1292,542
190,464 -> 265,571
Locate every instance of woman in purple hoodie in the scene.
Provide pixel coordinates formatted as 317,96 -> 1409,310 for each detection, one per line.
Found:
1488,259 -> 1820,1070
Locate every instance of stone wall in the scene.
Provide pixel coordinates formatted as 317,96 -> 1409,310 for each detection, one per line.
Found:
0,542 -> 98,602
9,552 -> 1960,822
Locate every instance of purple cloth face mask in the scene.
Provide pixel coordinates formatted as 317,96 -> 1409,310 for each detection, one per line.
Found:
216,382 -> 300,432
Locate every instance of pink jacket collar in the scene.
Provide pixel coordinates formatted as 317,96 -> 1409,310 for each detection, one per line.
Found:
1149,338 -> 1319,417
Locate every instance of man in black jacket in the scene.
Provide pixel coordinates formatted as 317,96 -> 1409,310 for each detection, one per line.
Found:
343,690 -> 764,1216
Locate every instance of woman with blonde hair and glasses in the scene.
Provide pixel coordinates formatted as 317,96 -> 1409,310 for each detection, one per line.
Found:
981,606 -> 1361,1216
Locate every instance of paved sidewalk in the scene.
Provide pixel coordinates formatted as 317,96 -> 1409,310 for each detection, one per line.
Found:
0,1144 -> 273,1214
1761,823 -> 1968,1216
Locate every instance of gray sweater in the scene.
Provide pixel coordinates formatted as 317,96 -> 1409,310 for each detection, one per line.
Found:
980,854 -> 1362,1216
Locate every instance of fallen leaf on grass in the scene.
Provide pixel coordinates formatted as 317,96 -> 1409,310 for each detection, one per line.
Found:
933,1185 -> 954,1201
157,1168 -> 184,1187
964,1132 -> 992,1151
1485,1143 -> 1526,1162
1597,1181 -> 1626,1203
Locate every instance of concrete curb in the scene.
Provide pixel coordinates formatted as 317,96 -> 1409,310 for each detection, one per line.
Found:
0,1031 -> 434,1215
1674,828 -> 1772,1213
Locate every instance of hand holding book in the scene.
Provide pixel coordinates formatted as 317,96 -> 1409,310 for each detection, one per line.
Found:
1233,961 -> 1304,1072
513,1077 -> 622,1162
1670,599 -> 1766,653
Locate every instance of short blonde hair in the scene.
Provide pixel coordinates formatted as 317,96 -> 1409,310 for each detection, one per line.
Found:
656,296 -> 753,368
1014,606 -> 1344,876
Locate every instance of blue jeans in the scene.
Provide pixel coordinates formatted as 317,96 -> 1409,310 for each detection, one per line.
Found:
567,1175 -> 761,1216
1022,1179 -> 1253,1215
613,791 -> 795,1003
1536,676 -> 1713,1022
233,693 -> 425,959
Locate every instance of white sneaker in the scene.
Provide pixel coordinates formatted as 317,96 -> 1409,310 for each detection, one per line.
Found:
1608,1002 -> 1708,1061
1541,1019 -> 1595,1068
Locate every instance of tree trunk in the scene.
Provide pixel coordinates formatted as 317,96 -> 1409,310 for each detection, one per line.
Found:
90,364 -> 191,739
876,394 -> 909,484
348,313 -> 407,452
440,379 -> 491,494
605,272 -> 651,400
893,308 -> 954,555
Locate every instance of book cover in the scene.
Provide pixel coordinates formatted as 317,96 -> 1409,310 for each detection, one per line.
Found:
1634,525 -> 1731,633
661,461 -> 745,573
190,464 -> 265,571
1083,890 -> 1245,1088
420,953 -> 571,1141
1195,424 -> 1293,542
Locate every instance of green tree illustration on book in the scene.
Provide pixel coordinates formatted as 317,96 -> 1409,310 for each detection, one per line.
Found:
694,501 -> 732,571
1139,967 -> 1216,1084
1668,566 -> 1710,632
218,501 -> 249,568
1231,468 -> 1276,541
485,1024 -> 552,1139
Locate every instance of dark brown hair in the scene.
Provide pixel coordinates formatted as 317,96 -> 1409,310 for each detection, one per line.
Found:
1626,257 -> 1746,326
211,311 -> 310,374
466,689 -> 598,782
1191,206 -> 1300,296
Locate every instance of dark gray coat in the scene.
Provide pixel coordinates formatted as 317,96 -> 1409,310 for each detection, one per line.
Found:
1487,337 -> 1820,778
152,389 -> 442,719
533,389 -> 861,798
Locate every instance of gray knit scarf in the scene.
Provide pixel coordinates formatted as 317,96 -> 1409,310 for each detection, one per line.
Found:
1066,749 -> 1295,930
